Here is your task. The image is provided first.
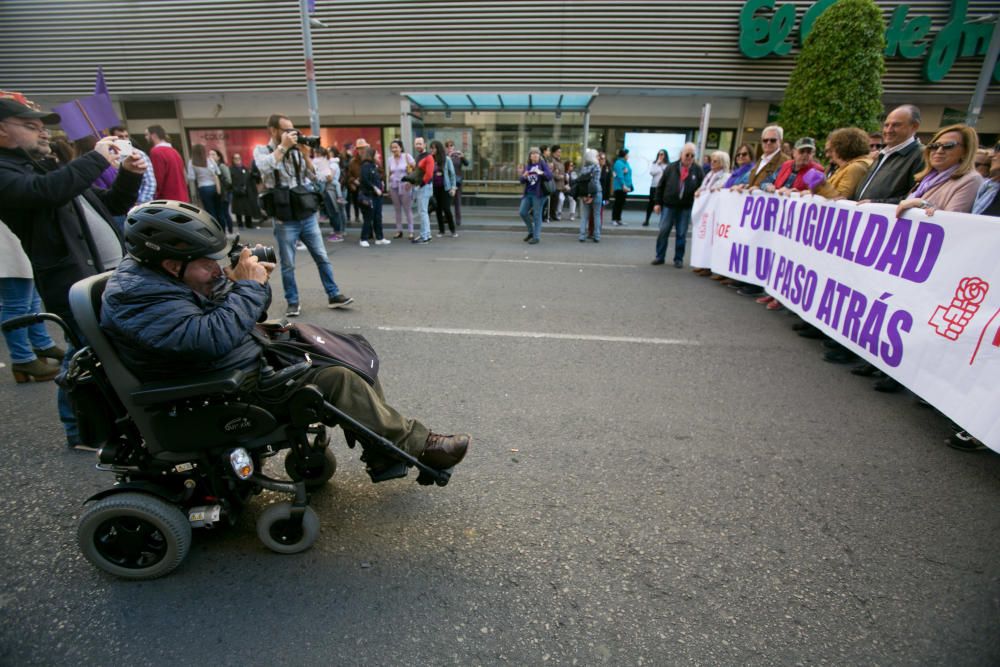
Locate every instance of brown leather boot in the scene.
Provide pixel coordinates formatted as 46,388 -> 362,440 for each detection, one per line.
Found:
419,433 -> 471,470
12,358 -> 59,384
33,345 -> 66,362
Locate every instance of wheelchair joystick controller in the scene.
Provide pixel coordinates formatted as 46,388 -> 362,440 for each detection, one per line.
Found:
257,356 -> 313,392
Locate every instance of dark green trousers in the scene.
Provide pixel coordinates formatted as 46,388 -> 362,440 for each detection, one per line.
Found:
306,366 -> 429,456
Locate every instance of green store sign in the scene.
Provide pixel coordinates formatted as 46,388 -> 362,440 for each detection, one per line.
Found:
739,0 -> 1000,83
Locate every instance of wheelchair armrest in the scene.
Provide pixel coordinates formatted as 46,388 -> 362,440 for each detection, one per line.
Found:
130,368 -> 247,406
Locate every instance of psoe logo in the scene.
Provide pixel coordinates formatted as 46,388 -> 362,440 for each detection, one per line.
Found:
928,276 -> 988,341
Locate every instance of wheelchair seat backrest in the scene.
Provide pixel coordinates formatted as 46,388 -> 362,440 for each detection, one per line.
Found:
68,272 -> 167,453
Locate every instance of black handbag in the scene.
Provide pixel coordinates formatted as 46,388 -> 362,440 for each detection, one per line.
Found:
255,322 -> 380,386
290,184 -> 320,218
542,178 -> 557,195
260,186 -> 292,219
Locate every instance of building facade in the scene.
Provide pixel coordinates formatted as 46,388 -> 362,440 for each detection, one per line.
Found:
1,0 -> 996,195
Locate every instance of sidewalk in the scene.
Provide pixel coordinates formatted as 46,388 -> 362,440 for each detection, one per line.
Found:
445,202 -> 659,235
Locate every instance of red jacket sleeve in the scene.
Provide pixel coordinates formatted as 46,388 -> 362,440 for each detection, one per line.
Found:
419,155 -> 434,185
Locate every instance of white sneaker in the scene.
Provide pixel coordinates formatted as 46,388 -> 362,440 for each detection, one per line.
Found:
359,240 -> 370,248
375,239 -> 391,245
295,241 -> 307,250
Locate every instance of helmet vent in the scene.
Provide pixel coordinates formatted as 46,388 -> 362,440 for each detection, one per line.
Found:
169,214 -> 191,223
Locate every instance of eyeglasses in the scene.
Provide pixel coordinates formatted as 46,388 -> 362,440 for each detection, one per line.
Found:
927,141 -> 961,152
761,138 -> 778,143
975,161 -> 990,168
869,143 -> 885,150
3,120 -> 48,134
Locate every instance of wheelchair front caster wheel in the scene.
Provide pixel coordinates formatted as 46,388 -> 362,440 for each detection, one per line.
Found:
77,492 -> 191,580
284,447 -> 337,490
256,502 -> 319,554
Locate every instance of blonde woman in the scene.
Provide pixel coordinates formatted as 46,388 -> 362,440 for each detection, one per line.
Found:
896,124 -> 983,217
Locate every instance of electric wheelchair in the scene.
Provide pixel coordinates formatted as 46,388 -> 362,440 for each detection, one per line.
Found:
2,272 -> 451,580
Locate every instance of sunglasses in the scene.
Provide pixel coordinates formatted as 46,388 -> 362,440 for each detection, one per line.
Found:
975,162 -> 990,167
761,138 -> 778,143
927,141 -> 961,152
735,152 -> 750,157
869,143 -> 884,150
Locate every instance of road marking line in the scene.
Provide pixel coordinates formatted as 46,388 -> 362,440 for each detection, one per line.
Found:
434,257 -> 638,269
376,325 -> 698,346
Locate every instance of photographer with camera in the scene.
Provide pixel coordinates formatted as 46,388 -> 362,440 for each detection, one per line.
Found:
253,113 -> 353,318
101,201 -> 470,475
0,96 -> 146,449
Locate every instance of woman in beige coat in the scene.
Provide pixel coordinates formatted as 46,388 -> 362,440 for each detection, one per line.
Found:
1,219 -> 63,382
812,127 -> 872,199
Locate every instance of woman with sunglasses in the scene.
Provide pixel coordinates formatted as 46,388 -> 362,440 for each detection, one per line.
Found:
724,144 -> 754,188
896,124 -> 983,217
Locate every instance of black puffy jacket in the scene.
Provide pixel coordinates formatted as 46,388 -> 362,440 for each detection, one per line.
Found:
0,147 -> 140,326
100,258 -> 271,381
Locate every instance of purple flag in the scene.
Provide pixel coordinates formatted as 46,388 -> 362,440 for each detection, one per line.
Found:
52,94 -> 121,141
307,0 -> 315,13
94,67 -> 108,96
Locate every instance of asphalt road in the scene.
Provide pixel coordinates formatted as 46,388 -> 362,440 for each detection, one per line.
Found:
1,228 -> 998,666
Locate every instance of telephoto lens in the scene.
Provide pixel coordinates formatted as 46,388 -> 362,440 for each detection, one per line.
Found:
297,135 -> 322,149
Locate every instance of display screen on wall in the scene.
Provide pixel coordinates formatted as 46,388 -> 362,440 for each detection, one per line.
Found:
186,127 -> 382,165
624,132 -> 688,196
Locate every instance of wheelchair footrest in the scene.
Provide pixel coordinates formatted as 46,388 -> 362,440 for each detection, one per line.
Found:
416,466 -> 451,487
367,461 -> 409,484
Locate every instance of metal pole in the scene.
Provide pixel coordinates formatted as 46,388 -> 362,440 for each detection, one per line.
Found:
300,0 -> 321,135
400,97 -> 413,154
697,103 -> 711,159
967,15 -> 1000,128
582,109 -> 591,153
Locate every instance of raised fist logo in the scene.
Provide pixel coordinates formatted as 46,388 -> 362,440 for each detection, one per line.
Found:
928,277 -> 989,341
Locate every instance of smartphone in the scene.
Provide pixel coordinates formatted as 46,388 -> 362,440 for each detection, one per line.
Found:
112,138 -> 133,159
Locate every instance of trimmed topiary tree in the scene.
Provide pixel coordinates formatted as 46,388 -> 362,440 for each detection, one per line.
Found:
776,0 -> 885,148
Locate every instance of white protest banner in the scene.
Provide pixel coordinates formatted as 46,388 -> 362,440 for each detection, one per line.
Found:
706,190 -> 1000,453
689,191 -> 718,269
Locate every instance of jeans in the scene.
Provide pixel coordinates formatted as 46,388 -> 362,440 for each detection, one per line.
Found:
415,185 -> 432,240
58,340 -> 78,444
612,189 -> 627,221
273,213 -> 342,305
433,185 -> 454,234
655,206 -> 693,263
0,278 -> 56,363
519,194 -> 546,240
217,192 -> 234,233
198,185 -> 223,230
453,183 -> 463,226
360,196 -> 384,241
578,194 -> 602,241
389,185 -> 413,234
322,190 -> 345,233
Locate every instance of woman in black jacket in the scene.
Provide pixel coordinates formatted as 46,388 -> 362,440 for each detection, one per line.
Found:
358,147 -> 388,247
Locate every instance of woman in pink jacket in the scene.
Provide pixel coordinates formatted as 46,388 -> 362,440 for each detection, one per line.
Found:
896,124 -> 983,217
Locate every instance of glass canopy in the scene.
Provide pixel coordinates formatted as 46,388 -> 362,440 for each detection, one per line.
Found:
404,91 -> 597,111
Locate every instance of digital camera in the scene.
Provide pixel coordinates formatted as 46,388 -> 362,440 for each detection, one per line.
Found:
296,135 -> 322,149
229,241 -> 277,268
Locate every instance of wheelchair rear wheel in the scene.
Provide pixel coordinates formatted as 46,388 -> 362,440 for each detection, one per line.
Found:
284,446 -> 337,490
256,502 -> 320,554
77,492 -> 192,580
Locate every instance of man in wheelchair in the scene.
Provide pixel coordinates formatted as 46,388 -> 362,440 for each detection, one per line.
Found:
100,200 -> 470,477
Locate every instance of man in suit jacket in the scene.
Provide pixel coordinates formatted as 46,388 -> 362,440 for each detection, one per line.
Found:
746,125 -> 789,190
854,105 -> 925,204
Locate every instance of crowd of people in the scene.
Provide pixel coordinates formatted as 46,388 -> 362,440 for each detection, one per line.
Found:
652,105 -> 998,453
1,93 -> 997,454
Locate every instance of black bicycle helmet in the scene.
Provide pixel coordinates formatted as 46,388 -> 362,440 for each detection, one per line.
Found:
124,200 -> 231,264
